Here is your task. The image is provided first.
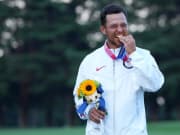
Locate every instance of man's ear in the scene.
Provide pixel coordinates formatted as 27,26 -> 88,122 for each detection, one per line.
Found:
100,25 -> 106,35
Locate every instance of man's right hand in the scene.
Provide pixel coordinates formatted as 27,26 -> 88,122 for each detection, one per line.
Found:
88,107 -> 106,123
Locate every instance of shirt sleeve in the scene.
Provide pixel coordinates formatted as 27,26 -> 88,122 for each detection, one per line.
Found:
129,49 -> 164,92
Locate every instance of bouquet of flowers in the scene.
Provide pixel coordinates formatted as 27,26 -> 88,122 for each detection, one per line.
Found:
76,79 -> 106,117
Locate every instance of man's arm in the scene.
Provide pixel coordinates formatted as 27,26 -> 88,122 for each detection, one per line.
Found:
119,34 -> 164,92
130,49 -> 164,92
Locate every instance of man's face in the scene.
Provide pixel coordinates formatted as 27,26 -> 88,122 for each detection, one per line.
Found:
101,13 -> 128,48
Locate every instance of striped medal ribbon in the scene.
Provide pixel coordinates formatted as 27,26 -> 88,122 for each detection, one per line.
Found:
104,42 -> 133,69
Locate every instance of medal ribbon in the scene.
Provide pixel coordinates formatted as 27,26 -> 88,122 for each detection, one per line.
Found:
104,41 -> 129,62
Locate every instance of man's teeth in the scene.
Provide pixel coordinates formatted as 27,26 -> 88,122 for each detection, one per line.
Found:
116,35 -> 122,38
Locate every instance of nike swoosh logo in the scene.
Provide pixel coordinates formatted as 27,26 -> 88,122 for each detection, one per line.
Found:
96,65 -> 106,71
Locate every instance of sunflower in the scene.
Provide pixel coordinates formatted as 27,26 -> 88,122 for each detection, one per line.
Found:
79,79 -> 97,96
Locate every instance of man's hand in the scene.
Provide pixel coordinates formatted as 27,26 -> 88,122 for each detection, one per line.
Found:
118,34 -> 136,55
88,107 -> 106,123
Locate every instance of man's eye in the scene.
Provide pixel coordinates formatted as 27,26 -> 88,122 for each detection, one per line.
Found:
121,23 -> 127,28
111,25 -> 118,28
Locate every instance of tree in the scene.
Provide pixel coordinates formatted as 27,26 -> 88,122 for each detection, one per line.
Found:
0,0 -> 90,127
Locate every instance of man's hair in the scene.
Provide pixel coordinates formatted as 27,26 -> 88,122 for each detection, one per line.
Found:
100,3 -> 127,26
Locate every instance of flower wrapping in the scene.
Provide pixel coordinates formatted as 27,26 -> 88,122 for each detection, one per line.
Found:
76,79 -> 106,117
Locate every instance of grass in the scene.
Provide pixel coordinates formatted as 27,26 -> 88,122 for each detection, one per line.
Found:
0,121 -> 179,135
148,121 -> 180,135
0,127 -> 84,135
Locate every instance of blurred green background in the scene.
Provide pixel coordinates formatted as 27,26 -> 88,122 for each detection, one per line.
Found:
0,0 -> 179,134
0,121 -> 180,135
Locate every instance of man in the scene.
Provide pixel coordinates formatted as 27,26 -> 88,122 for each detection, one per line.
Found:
73,3 -> 164,135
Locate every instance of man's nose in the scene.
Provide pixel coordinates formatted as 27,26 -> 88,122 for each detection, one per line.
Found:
117,26 -> 123,33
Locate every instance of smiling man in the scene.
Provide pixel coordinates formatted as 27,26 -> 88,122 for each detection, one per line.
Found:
73,3 -> 164,135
